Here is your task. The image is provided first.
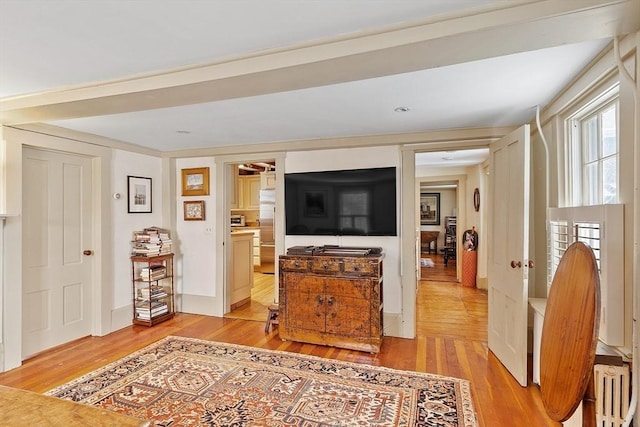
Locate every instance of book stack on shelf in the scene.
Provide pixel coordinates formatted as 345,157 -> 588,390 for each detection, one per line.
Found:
130,227 -> 172,257
135,300 -> 168,320
130,227 -> 174,326
138,285 -> 168,301
140,264 -> 166,281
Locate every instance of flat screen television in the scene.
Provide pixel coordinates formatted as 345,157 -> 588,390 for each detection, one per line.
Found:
284,166 -> 397,236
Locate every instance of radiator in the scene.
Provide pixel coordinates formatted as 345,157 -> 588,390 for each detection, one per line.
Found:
595,364 -> 631,427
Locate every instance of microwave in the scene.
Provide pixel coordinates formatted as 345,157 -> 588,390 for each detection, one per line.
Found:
230,215 -> 245,227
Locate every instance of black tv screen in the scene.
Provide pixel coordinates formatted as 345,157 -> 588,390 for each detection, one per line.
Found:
285,167 -> 397,236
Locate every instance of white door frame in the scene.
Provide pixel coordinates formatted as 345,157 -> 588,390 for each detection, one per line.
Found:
2,125 -> 112,372
214,152 -> 285,316
416,174 -> 467,282
400,139 -> 495,339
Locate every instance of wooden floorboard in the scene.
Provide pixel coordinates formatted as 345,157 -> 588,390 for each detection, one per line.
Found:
420,253 -> 458,282
0,280 -> 560,427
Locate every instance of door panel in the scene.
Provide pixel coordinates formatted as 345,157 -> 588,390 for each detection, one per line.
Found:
488,125 -> 530,387
22,147 -> 93,358
325,277 -> 370,337
284,274 -> 325,332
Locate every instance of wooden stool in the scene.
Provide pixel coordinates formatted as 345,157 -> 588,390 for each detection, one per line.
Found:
265,304 -> 279,333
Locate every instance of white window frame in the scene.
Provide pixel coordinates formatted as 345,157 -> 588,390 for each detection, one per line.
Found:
565,84 -> 619,207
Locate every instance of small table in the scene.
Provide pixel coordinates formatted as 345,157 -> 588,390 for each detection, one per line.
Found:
0,385 -> 150,426
420,231 -> 439,254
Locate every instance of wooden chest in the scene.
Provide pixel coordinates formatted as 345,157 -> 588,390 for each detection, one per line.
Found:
278,252 -> 384,353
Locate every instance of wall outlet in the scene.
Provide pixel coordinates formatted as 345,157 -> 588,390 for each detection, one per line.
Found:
204,226 -> 213,234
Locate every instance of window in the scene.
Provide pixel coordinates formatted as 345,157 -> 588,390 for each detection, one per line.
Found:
567,86 -> 619,206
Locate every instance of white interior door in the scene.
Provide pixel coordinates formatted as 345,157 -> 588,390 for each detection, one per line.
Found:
22,147 -> 93,358
487,125 -> 530,387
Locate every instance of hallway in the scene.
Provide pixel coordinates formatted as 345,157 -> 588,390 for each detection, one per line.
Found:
420,252 -> 458,283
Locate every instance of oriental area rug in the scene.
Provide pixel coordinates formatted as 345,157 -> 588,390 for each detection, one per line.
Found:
46,336 -> 477,426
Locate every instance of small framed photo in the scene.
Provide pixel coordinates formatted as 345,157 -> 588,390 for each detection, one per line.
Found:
127,176 -> 152,213
184,200 -> 205,221
181,167 -> 210,196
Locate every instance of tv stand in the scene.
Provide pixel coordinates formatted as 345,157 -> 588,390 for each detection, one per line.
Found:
279,247 -> 384,353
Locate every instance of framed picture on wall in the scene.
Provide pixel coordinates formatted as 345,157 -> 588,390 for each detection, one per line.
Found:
420,193 -> 440,225
181,167 -> 210,196
184,200 -> 205,220
127,176 -> 152,213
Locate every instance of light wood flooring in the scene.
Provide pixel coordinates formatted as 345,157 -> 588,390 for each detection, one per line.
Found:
225,272 -> 275,322
0,278 -> 559,426
420,252 -> 458,282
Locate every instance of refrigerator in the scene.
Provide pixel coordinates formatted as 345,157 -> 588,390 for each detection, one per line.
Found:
259,189 -> 276,273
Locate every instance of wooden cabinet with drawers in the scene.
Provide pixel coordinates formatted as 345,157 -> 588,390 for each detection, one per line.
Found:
278,252 -> 384,353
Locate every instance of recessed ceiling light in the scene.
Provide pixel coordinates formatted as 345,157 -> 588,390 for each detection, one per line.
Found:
394,106 -> 410,113
176,130 -> 191,134
442,156 -> 454,161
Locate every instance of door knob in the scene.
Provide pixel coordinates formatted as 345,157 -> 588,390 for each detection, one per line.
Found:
527,260 -> 535,268
510,260 -> 522,269
83,250 -> 93,256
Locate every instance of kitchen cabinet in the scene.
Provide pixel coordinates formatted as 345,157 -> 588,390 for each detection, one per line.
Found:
249,228 -> 261,269
233,175 -> 260,210
279,251 -> 384,353
260,171 -> 276,189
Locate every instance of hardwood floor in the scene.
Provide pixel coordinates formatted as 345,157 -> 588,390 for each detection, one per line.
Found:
225,272 -> 275,322
0,280 -> 559,426
420,253 -> 458,282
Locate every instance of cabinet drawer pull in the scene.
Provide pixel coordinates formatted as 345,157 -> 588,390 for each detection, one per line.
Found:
327,297 -> 335,306
294,262 -> 300,268
322,263 -> 329,270
316,295 -> 324,304
353,266 -> 360,271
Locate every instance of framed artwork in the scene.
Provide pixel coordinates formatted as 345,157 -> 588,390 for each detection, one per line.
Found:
127,176 -> 152,213
420,193 -> 440,225
184,200 -> 205,221
181,167 -> 210,196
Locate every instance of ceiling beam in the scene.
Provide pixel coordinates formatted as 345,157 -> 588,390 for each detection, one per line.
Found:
1,0 -> 638,125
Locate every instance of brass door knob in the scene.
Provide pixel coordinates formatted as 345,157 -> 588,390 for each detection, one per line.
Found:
83,250 -> 93,256
510,260 -> 522,269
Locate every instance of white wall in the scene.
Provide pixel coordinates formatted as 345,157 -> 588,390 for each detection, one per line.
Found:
175,157 -> 217,313
111,150 -> 164,311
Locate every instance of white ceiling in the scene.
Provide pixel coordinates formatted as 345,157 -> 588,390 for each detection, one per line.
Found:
416,148 -> 490,168
1,0 -> 638,155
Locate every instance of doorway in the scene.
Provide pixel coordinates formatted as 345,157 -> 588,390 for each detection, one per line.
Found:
225,160 -> 276,322
418,181 -> 459,283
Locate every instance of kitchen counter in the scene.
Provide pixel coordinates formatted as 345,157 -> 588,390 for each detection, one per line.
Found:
231,227 -> 261,270
229,232 -> 254,309
230,229 -> 255,235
